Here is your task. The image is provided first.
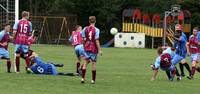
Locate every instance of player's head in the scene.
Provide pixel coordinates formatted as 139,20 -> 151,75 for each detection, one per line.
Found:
192,27 -> 199,36
75,25 -> 82,32
174,24 -> 182,38
4,24 -> 11,32
157,47 -> 163,55
89,16 -> 96,24
22,11 -> 30,20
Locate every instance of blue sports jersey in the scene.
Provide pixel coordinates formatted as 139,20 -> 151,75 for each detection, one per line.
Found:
173,36 -> 187,57
31,57 -> 57,75
182,32 -> 187,40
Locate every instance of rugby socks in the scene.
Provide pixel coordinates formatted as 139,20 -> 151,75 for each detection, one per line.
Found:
92,70 -> 96,81
82,69 -> 86,79
165,70 -> 171,80
175,66 -> 180,76
179,63 -> 184,76
183,63 -> 191,75
7,61 -> 11,73
76,62 -> 80,73
25,56 -> 30,68
191,66 -> 196,76
16,56 -> 20,72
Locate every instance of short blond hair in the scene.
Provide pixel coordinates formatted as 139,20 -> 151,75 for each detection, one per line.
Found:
22,11 -> 30,17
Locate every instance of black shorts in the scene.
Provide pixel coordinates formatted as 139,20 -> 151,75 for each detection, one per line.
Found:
20,49 -> 34,59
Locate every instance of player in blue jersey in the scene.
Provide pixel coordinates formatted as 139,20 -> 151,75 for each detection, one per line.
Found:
168,24 -> 192,79
21,51 -> 77,76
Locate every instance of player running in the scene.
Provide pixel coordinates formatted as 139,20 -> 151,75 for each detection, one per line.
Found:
168,24 -> 192,79
0,24 -> 12,73
13,11 -> 32,73
81,16 -> 102,84
187,27 -> 200,79
69,25 -> 85,75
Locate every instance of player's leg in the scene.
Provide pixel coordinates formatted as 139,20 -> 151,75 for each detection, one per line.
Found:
91,61 -> 96,84
90,54 -> 97,84
81,59 -> 89,83
175,66 -> 182,80
190,54 -> 199,78
169,65 -> 176,81
191,61 -> 197,78
179,63 -> 185,77
180,59 -> 191,77
4,50 -> 11,73
22,45 -> 31,73
0,48 -> 12,73
165,70 -> 171,80
75,45 -> 85,74
14,44 -> 21,73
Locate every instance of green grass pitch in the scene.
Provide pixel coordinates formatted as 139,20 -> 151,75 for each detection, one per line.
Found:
0,44 -> 200,94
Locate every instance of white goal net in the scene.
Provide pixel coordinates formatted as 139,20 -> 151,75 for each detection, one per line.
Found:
0,0 -> 18,28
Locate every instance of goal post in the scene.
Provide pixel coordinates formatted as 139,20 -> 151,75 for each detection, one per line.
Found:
15,0 -> 19,22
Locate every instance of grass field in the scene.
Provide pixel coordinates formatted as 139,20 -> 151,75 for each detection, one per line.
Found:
0,44 -> 200,94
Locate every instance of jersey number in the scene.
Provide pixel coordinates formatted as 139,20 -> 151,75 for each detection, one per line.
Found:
20,24 -> 28,33
37,66 -> 44,73
73,35 -> 78,42
89,31 -> 92,40
164,58 -> 169,63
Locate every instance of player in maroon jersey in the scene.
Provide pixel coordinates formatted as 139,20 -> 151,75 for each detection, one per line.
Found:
81,16 -> 102,84
13,11 -> 32,73
69,25 -> 85,75
0,24 -> 12,73
186,27 -> 200,79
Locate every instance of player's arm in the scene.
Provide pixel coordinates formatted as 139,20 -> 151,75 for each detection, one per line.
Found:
95,29 -> 102,55
151,68 -> 159,81
150,57 -> 160,81
186,42 -> 190,55
28,22 -> 33,36
68,36 -> 72,43
12,21 -> 19,40
82,27 -> 86,46
96,39 -> 102,55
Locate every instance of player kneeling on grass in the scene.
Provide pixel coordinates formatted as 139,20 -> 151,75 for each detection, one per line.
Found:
0,24 -> 12,73
69,25 -> 85,75
81,16 -> 102,84
150,47 -> 181,81
187,27 -> 200,79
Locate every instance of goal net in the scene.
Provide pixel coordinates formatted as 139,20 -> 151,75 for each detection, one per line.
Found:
0,0 -> 18,29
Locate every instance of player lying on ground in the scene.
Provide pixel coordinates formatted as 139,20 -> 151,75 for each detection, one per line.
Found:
69,25 -> 85,75
0,24 -> 12,73
187,27 -> 200,79
22,51 -> 69,75
81,16 -> 102,84
13,11 -> 32,73
150,47 -> 181,81
168,24 -> 192,79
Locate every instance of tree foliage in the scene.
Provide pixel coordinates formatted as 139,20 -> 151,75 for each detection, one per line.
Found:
20,0 -> 200,42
